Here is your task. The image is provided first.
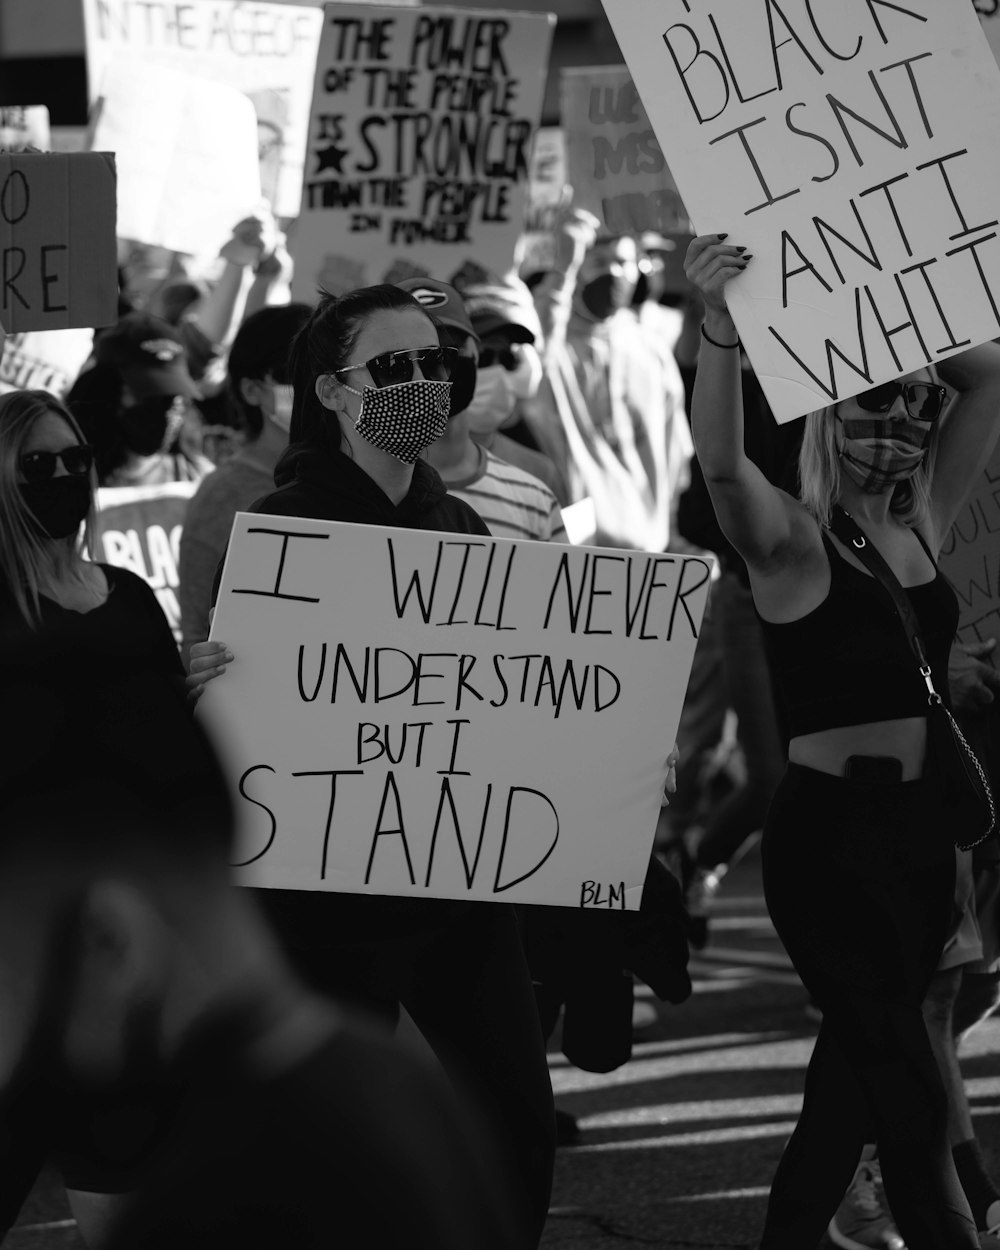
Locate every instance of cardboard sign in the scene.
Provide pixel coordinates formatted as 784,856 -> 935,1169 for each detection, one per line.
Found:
291,3 -> 555,299
602,0 -> 1000,424
199,514 -> 712,907
94,481 -> 199,647
0,106 -> 51,152
518,126 -> 565,278
940,443 -> 1000,646
82,0 -> 324,218
561,66 -> 690,237
0,153 -> 117,335
89,61 -> 261,259
0,329 -> 96,397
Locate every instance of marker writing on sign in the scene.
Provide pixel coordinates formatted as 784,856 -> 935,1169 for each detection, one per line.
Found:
231,527 -> 326,603
1,166 -> 69,318
296,645 -> 623,718
234,766 -> 561,893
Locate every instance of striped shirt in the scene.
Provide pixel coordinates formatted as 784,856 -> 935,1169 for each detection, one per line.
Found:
444,447 -> 567,543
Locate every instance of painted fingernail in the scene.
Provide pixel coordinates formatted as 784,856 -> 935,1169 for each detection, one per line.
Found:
717,232 -> 729,240
742,254 -> 754,261
735,246 -> 746,253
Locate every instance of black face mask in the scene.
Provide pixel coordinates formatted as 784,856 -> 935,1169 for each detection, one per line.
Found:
580,274 -> 632,321
118,397 -> 175,456
20,476 -> 91,540
448,355 -> 477,417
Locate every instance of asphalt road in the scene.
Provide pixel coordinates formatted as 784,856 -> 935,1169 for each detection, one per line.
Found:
9,844 -> 1000,1249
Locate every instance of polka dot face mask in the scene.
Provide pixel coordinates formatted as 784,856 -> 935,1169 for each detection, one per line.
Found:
340,378 -> 452,463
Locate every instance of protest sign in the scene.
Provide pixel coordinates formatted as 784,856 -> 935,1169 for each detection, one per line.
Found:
199,515 -> 711,907
89,61 -> 261,259
518,126 -> 565,278
0,106 -> 51,152
94,481 -> 199,647
82,0 -> 324,218
601,0 -> 1000,424
940,443 -> 1000,646
0,152 -> 117,335
0,329 -> 96,397
291,4 -> 555,299
561,66 -> 690,238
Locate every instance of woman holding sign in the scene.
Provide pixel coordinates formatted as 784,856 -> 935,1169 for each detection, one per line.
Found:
684,233 -> 1000,1249
188,282 -> 555,1250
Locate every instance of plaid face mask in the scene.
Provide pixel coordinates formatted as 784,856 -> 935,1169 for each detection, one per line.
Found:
341,379 -> 452,464
837,416 -> 928,492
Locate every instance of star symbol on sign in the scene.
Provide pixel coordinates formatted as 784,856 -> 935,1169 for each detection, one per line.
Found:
314,143 -> 349,175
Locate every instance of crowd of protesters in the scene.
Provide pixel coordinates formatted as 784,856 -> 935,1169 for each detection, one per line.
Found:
1,164 -> 1000,1250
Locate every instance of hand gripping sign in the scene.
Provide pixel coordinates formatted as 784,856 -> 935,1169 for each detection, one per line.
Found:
198,515 -> 712,909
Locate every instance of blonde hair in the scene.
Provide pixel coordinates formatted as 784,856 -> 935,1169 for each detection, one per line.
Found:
798,402 -> 938,529
0,390 -> 97,628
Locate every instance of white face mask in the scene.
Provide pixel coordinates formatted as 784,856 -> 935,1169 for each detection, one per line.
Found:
266,384 -> 295,434
464,366 -> 516,436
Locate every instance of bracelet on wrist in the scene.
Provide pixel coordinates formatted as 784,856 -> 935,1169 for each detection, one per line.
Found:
701,324 -> 740,350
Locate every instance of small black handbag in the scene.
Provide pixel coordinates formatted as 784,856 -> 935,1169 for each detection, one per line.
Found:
829,506 -> 996,851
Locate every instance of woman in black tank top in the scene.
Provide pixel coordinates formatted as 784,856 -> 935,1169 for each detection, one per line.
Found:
683,234 -> 1000,1250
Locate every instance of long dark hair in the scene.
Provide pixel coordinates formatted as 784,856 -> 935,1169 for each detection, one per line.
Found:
288,284 -> 434,452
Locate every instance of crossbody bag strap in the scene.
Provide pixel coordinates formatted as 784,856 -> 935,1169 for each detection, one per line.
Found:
827,505 -> 941,705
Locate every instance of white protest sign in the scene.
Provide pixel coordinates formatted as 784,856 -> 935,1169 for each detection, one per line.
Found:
200,515 -> 711,908
94,481 -> 198,647
0,329 -> 95,397
0,107 -> 51,152
561,66 -> 690,237
89,61 -> 261,259
291,4 -> 555,298
601,0 -> 1000,424
82,0 -> 324,218
940,443 -> 1000,646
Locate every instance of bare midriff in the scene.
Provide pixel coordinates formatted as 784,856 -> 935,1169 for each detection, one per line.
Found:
788,717 -> 927,780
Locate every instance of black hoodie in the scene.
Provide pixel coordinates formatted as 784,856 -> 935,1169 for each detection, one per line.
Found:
262,440 -> 490,533
212,439 -> 492,944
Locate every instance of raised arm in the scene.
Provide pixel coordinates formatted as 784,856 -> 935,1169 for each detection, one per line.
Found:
532,206 -> 600,362
928,340 -> 1000,543
685,235 -> 804,572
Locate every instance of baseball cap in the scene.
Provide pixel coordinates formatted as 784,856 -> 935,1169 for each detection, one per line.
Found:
462,284 -> 540,345
94,312 -> 201,401
396,277 -> 479,343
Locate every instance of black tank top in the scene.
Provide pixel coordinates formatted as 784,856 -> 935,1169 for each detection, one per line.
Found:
758,529 -> 958,737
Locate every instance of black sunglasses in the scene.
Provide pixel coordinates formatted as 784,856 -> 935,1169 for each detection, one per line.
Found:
20,444 -> 95,483
478,344 -> 520,371
334,346 -> 457,390
855,381 -> 947,423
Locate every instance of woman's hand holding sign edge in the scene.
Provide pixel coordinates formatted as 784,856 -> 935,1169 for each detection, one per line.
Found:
186,639 -> 234,705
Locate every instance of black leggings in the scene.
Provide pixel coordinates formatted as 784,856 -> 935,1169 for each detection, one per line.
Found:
758,764 -> 977,1249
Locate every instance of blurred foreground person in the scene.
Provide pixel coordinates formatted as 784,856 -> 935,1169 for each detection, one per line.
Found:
0,640 -> 517,1250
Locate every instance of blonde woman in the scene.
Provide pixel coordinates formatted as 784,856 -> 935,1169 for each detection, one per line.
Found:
0,389 -> 182,679
684,233 -> 1000,1249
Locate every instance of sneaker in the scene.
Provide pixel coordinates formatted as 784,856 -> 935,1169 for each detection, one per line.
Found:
828,1161 -> 905,1250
